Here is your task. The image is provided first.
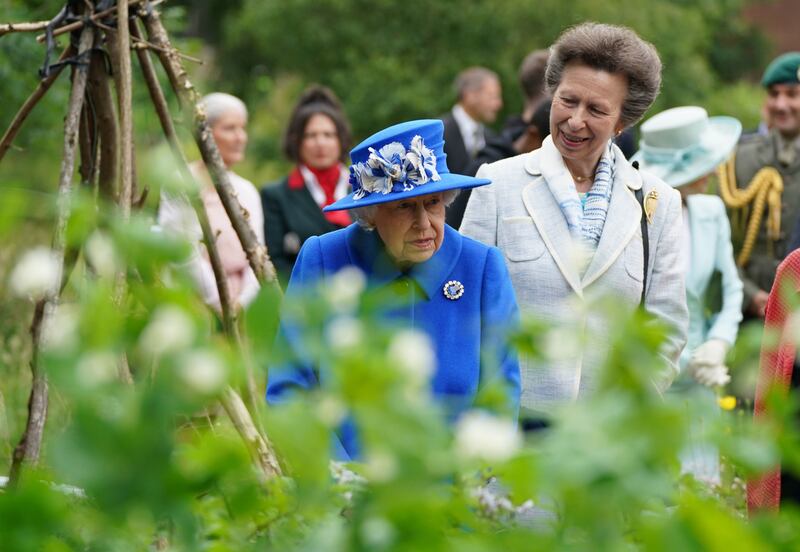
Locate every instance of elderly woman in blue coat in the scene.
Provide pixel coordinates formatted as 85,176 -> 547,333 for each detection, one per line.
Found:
633,106 -> 744,484
267,120 -> 521,459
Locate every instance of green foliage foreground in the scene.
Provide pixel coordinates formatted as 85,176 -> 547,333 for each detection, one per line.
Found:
2,180 -> 800,550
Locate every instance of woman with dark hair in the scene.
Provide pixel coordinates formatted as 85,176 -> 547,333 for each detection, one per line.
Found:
261,85 -> 353,280
461,22 -> 688,424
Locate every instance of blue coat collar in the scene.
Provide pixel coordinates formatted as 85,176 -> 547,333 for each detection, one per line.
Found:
344,223 -> 463,299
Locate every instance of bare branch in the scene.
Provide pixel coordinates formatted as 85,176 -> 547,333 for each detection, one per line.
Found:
31,0 -> 164,43
97,18 -> 202,64
0,20 -> 52,37
133,22 -> 280,479
8,301 -> 48,483
0,45 -> 74,164
220,387 -> 282,481
116,0 -> 134,217
9,23 -> 95,484
130,19 -> 179,155
86,44 -> 120,200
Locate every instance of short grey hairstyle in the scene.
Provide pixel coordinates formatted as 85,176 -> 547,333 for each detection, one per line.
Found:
545,22 -> 662,128
201,92 -> 248,126
454,67 -> 500,100
351,189 -> 460,230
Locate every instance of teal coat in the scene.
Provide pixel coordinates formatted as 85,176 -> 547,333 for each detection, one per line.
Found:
681,194 -> 743,369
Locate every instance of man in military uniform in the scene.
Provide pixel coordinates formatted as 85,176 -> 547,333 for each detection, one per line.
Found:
721,52 -> 800,318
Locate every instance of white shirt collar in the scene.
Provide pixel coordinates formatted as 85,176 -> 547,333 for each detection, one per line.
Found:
452,104 -> 484,155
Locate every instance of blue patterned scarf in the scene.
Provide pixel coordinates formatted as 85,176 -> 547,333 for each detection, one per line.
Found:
541,138 -> 615,250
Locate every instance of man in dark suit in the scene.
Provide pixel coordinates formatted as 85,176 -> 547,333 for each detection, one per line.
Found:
442,67 -> 503,227
442,67 -> 503,173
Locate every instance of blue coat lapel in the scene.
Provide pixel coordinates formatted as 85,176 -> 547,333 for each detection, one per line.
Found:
345,223 -> 463,299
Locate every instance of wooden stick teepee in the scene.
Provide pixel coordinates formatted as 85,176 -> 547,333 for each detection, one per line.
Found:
1,0 -> 283,484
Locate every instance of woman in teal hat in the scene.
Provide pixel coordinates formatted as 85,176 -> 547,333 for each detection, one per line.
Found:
633,105 -> 744,484
267,119 -> 521,459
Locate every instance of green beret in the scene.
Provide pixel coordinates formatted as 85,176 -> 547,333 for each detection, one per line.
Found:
761,52 -> 800,87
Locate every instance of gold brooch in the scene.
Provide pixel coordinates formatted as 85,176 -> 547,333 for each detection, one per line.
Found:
644,190 -> 659,224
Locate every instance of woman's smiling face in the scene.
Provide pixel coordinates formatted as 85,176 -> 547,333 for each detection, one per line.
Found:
550,62 -> 628,169
370,193 -> 446,269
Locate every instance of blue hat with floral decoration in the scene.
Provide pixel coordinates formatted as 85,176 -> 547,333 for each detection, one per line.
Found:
631,106 -> 741,188
323,119 -> 490,211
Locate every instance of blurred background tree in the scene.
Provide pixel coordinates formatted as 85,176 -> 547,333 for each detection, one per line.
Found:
201,0 -> 773,181
1,3 -> 798,546
0,0 -> 779,469
0,0 -> 777,187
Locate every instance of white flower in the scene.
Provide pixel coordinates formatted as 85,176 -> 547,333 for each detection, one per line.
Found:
98,396 -> 125,422
330,461 -> 366,486
42,303 -> 79,351
316,396 -> 347,427
542,325 -> 581,362
363,449 -> 398,482
326,266 -> 366,313
455,411 -> 521,463
325,316 -> 363,351
405,135 -> 440,185
9,247 -> 60,299
387,329 -> 435,385
76,351 -> 119,387
178,350 -> 226,394
85,231 -> 118,278
360,517 -> 396,549
139,306 -> 195,356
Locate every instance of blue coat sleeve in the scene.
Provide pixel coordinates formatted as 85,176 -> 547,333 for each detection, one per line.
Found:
265,236 -> 354,461
480,246 -> 521,416
266,236 -> 324,403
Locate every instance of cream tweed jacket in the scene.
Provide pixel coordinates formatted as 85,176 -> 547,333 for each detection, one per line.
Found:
460,137 -> 688,414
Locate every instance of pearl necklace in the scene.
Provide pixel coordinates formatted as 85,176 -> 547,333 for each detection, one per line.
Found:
573,174 -> 593,183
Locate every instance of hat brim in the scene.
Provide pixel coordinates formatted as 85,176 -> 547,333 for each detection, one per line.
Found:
323,173 -> 491,211
631,116 -> 742,188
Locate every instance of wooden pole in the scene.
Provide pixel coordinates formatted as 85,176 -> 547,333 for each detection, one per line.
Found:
9,22 -> 95,484
132,18 -> 281,479
86,38 -> 120,201
0,45 -> 74,163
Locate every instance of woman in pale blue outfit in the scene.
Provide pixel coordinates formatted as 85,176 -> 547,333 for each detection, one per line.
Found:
633,106 -> 744,485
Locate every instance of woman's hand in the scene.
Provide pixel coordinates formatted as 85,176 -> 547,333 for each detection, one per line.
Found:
687,338 -> 731,387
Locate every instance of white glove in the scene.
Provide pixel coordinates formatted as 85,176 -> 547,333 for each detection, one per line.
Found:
691,363 -> 731,387
688,339 -> 731,387
690,338 -> 729,367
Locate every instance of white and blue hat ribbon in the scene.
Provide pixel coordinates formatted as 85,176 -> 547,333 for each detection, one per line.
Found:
631,106 -> 742,188
324,119 -> 490,211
